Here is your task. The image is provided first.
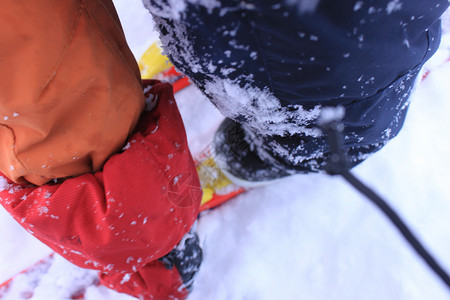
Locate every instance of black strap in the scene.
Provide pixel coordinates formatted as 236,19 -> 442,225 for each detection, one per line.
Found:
320,114 -> 450,290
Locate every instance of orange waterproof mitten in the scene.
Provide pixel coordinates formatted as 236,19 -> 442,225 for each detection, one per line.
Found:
0,0 -> 144,185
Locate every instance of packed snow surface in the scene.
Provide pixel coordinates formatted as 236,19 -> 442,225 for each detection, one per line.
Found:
0,1 -> 449,300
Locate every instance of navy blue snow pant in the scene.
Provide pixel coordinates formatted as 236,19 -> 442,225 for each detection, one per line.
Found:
143,0 -> 449,181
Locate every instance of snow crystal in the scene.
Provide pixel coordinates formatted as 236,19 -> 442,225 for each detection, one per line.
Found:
126,257 -> 134,264
386,0 -> 403,14
145,93 -> 158,111
353,1 -> 363,11
266,139 -> 323,166
173,175 -> 181,185
403,39 -> 410,48
271,3 -> 282,9
206,61 -> 217,73
383,127 -> 393,139
37,206 -> 49,216
220,67 -> 236,76
143,84 -> 152,95
285,0 -> 321,14
228,40 -> 250,51
148,120 -> 159,134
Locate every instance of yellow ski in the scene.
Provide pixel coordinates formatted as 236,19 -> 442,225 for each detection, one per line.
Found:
138,42 -> 173,80
138,42 -> 191,92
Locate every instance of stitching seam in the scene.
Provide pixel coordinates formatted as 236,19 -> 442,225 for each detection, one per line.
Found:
39,3 -> 83,94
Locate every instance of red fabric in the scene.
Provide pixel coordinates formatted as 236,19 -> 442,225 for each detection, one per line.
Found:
100,260 -> 187,299
0,80 -> 201,299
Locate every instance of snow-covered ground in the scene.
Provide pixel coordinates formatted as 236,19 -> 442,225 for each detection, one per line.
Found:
0,1 -> 449,300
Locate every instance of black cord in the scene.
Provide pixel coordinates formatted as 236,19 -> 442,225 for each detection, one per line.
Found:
320,114 -> 450,290
341,170 -> 450,289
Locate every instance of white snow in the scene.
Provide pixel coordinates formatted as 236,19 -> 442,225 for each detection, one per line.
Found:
318,106 -> 345,125
0,2 -> 449,300
0,176 -> 9,191
203,77 -> 323,137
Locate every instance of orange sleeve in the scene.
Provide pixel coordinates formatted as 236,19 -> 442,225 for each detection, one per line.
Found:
0,0 -> 144,185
